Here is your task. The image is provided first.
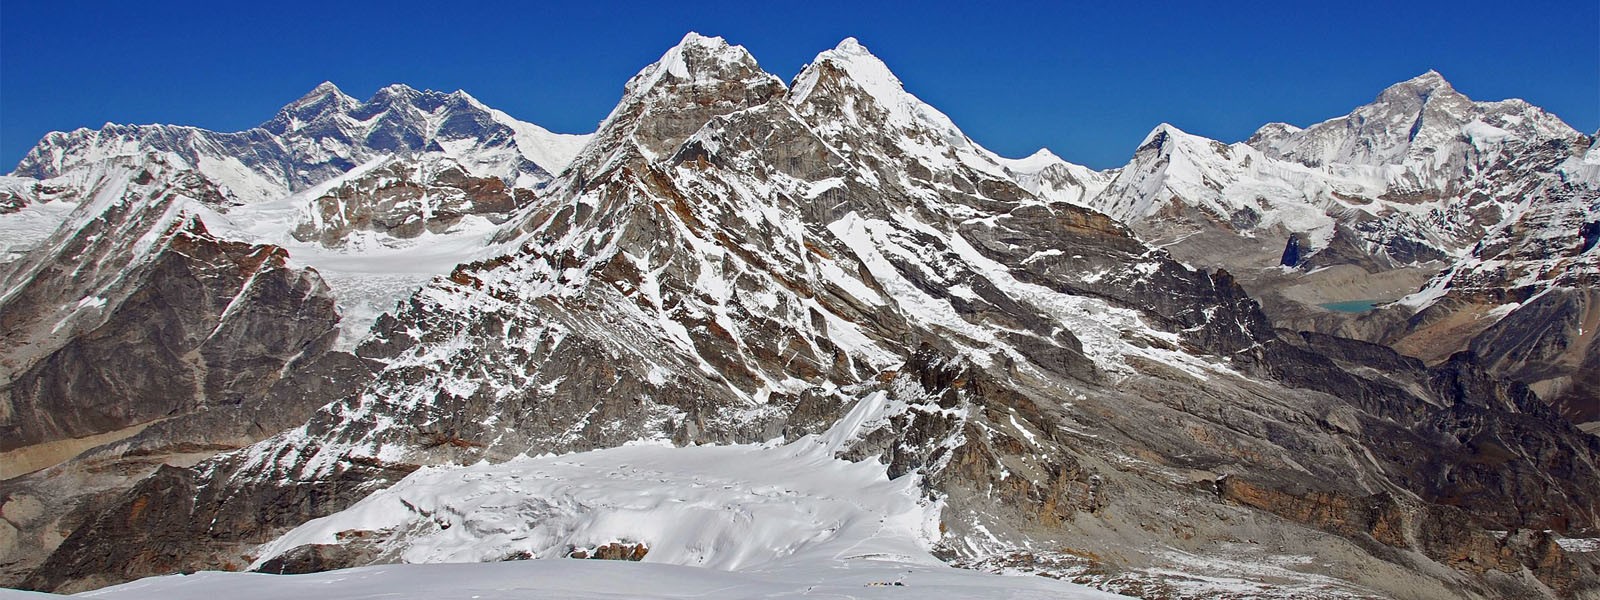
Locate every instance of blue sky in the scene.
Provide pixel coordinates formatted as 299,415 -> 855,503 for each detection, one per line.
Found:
3,0 -> 1596,169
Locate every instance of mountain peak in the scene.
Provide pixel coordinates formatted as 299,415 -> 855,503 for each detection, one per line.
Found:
1409,69 -> 1449,87
622,32 -> 771,98
812,36 -> 887,67
788,36 -> 1029,186
1245,122 -> 1303,148
998,148 -> 1064,174
1244,70 -> 1488,167
376,82 -> 420,96
287,81 -> 354,107
1024,147 -> 1062,162
791,36 -> 909,112
568,33 -> 783,167
1139,122 -> 1187,148
264,81 -> 360,135
1375,69 -> 1460,105
366,83 -> 425,107
661,32 -> 749,66
676,31 -> 724,48
832,36 -> 868,55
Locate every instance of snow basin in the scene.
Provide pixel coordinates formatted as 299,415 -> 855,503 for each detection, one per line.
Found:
72,557 -> 1126,600
77,423 -> 1127,600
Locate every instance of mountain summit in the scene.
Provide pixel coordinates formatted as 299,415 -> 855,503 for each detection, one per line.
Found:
1248,70 -> 1578,169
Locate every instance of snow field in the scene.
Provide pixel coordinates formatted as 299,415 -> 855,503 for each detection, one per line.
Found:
173,396 -> 1135,599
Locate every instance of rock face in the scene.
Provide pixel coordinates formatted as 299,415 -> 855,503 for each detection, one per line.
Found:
1383,166 -> 1600,425
567,543 -> 649,561
0,157 -> 367,586
0,159 -> 342,456
9,34 -> 1598,600
290,155 -> 536,247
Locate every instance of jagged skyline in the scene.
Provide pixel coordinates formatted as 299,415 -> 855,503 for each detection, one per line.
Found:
3,0 -> 1596,170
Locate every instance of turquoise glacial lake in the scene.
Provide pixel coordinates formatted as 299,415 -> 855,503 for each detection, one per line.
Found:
1318,299 -> 1387,313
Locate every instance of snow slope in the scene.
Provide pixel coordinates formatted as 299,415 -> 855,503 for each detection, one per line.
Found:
97,400 -> 1126,600
251,396 -> 930,568
74,557 -> 1128,600
1093,123 -> 1354,251
193,155 -> 533,347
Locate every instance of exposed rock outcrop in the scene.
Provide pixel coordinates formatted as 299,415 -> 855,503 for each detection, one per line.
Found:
291,156 -> 536,247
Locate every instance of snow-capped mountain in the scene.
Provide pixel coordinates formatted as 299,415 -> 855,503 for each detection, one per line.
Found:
1117,79 -> 1580,259
13,82 -> 589,205
1093,121 -> 1351,251
3,83 -> 597,353
1248,71 -> 1579,171
1081,72 -> 1594,355
0,78 -> 598,462
1173,70 -> 1599,427
3,33 -> 1598,600
993,148 -> 1116,207
1248,69 -> 1590,270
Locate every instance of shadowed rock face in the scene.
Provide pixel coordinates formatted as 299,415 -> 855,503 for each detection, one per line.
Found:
3,223 -> 329,449
0,160 -> 362,587
1372,180 -> 1600,424
6,36 -> 1600,600
1461,288 -> 1600,423
1,166 -> 342,456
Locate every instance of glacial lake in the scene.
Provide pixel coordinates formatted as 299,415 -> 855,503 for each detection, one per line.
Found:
1319,299 -> 1387,313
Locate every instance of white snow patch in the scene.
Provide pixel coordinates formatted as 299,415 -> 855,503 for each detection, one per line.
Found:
1556,537 -> 1600,553
224,414 -> 1126,600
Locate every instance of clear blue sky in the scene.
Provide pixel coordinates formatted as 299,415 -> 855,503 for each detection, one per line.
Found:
3,0 -> 1596,169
